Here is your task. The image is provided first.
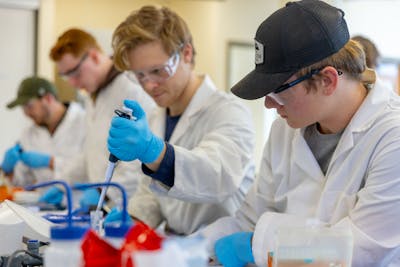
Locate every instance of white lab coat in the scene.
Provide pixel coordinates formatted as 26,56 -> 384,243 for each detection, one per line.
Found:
202,78 -> 400,267
57,72 -> 156,202
13,102 -> 86,186
129,75 -> 255,235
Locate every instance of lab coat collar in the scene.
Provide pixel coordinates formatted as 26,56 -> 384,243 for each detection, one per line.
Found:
329,78 -> 391,166
348,78 -> 390,131
92,65 -> 120,101
151,108 -> 167,140
168,75 -> 217,144
291,77 -> 391,180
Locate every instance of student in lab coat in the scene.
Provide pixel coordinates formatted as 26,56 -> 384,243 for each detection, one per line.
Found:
49,28 -> 156,204
107,6 -> 255,235
201,1 -> 400,267
1,76 -> 86,187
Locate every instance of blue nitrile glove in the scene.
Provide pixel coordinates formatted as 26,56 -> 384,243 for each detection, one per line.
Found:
1,144 -> 22,174
39,186 -> 64,205
104,206 -> 134,225
215,232 -> 255,267
108,99 -> 164,163
21,151 -> 51,168
79,188 -> 100,211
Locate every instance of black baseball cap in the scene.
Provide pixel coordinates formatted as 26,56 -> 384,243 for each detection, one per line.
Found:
231,0 -> 350,100
7,77 -> 58,108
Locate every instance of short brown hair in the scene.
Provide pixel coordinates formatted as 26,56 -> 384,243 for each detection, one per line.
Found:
49,28 -> 102,61
112,5 -> 196,70
296,40 -> 366,92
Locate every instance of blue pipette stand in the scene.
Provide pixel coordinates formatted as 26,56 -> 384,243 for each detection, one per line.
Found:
25,181 -> 90,267
73,182 -> 133,248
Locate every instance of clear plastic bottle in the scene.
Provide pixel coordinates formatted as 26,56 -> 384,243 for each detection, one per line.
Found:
44,225 -> 88,267
24,180 -> 89,267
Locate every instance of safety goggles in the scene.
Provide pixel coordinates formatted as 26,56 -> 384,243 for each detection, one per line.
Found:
59,53 -> 89,79
129,52 -> 180,84
267,68 -> 322,106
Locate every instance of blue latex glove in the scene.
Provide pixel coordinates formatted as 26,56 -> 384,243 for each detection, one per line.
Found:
1,144 -> 22,174
107,99 -> 164,163
21,151 -> 51,168
215,232 -> 255,267
39,186 -> 64,205
79,188 -> 100,211
104,206 -> 134,225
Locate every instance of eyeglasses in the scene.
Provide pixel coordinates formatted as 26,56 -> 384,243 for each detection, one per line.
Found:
266,68 -> 323,106
59,53 -> 89,79
274,68 -> 323,94
267,68 -> 343,106
128,52 -> 180,84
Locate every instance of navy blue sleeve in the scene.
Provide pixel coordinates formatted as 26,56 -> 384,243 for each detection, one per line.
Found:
141,142 -> 175,187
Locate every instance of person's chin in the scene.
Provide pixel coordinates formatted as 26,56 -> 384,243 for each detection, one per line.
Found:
153,95 -> 168,107
286,119 -> 303,129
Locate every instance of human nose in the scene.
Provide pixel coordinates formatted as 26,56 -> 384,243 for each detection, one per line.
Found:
265,94 -> 283,109
23,108 -> 34,118
141,79 -> 160,92
22,103 -> 32,113
23,108 -> 30,116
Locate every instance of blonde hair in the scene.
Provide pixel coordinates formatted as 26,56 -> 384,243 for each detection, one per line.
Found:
297,40 -> 366,91
112,5 -> 196,70
49,28 -> 102,61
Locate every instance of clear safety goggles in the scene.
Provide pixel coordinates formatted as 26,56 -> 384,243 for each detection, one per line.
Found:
59,53 -> 89,80
266,68 -> 322,106
128,52 -> 180,84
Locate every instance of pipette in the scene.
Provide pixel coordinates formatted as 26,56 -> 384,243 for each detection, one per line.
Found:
95,106 -> 133,213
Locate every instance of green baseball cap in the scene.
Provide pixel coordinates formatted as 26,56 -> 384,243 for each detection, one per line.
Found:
7,77 -> 58,109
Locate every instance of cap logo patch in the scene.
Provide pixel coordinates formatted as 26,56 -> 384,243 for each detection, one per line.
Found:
255,40 -> 264,64
38,87 -> 45,96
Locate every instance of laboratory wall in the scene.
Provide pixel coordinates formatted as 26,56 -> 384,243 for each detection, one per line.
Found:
0,2 -> 37,158
337,0 -> 400,92
37,0 -> 281,93
2,0 -> 400,170
34,0 -> 282,170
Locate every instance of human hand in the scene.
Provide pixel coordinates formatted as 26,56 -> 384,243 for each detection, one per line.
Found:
79,188 -> 100,211
215,232 -> 255,267
108,99 -> 164,163
21,151 -> 51,168
1,144 -> 22,174
39,186 -> 64,205
104,206 -> 134,225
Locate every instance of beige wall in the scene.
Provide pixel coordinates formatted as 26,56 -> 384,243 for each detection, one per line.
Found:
170,0 -> 281,91
35,0 -> 283,168
37,0 -> 281,96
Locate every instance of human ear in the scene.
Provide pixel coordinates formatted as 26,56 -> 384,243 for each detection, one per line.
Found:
181,43 -> 193,64
88,48 -> 98,64
320,66 -> 339,95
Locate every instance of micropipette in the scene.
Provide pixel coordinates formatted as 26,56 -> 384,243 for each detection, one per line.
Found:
95,106 -> 132,213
